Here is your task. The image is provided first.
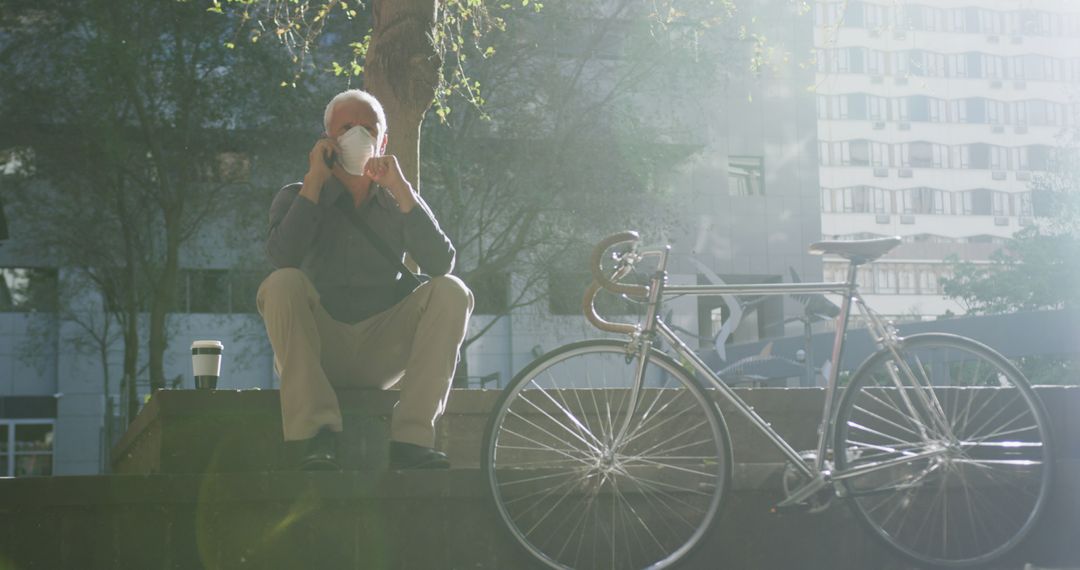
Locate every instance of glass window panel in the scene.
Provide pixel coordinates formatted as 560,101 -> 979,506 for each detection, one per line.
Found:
466,272 -> 510,315
229,271 -> 263,314
188,270 -> 230,313
728,156 -> 764,196
1027,145 -> 1051,170
0,268 -> 58,313
847,95 -> 868,120
849,141 -> 869,166
908,96 -> 930,121
846,1 -> 865,27
971,189 -> 993,215
15,454 -> 52,477
15,424 -> 53,453
969,144 -> 991,168
909,142 -> 934,167
965,99 -> 986,124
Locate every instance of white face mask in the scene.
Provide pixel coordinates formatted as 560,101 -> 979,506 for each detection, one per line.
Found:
337,126 -> 378,175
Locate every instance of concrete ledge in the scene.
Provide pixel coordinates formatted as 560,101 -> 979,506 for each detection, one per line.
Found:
112,386 -> 1080,478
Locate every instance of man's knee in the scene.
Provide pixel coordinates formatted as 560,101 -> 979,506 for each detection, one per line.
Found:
427,275 -> 474,314
257,268 -> 312,308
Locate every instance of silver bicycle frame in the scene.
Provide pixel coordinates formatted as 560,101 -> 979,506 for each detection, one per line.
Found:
612,248 -> 949,490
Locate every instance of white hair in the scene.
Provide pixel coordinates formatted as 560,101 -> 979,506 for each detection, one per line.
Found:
323,89 -> 387,138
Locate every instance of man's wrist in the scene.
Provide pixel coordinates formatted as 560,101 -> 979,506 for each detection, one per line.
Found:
392,181 -> 417,213
300,172 -> 327,202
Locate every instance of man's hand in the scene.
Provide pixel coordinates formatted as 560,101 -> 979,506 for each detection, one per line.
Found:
306,138 -> 341,186
364,155 -> 417,213
300,138 -> 341,204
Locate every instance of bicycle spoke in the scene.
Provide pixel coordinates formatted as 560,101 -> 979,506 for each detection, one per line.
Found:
508,401 -> 602,456
499,424 -> 596,466
852,391 -> 922,438
524,381 -> 606,452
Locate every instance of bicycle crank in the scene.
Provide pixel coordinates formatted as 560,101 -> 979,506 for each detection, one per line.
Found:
780,451 -> 835,514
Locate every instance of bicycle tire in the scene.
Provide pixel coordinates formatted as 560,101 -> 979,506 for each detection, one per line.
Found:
833,333 -> 1053,567
482,339 -> 732,570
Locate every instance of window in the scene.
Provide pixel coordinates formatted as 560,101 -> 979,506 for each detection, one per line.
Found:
908,96 -> 930,121
968,144 -> 991,168
196,152 -> 252,184
174,269 -> 266,314
465,272 -> 509,315
0,268 -> 58,312
1026,101 -> 1050,125
992,192 -> 1010,216
874,265 -> 898,294
845,1 -> 865,27
1026,145 -> 1052,170
964,9 -> 981,33
900,188 -> 945,214
965,53 -> 983,78
907,50 -> 926,76
908,142 -> 934,167
187,270 -> 229,313
964,99 -> 987,124
919,270 -> 940,294
830,186 -> 891,214
848,47 -> 865,73
898,266 -> 917,294
849,141 -> 870,166
968,189 -> 993,215
1,420 -> 54,477
549,271 -> 636,316
847,95 -> 868,120
728,156 -> 764,196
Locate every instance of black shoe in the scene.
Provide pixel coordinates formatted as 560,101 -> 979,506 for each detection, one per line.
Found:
301,428 -> 340,471
389,441 -> 450,470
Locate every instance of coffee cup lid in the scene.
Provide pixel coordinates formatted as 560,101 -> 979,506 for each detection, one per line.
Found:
191,340 -> 224,350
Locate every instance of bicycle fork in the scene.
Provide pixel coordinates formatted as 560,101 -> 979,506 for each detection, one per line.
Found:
610,247 -> 670,453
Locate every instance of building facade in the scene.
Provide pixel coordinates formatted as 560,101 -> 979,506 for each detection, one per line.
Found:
814,0 -> 1080,318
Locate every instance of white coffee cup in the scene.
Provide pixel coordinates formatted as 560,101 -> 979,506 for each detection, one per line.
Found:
191,340 -> 224,390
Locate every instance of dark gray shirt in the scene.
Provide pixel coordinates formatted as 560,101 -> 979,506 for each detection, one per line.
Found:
266,175 -> 455,323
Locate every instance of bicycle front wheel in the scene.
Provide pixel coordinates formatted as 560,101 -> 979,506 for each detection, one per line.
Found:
483,340 -> 731,570
834,333 -> 1053,567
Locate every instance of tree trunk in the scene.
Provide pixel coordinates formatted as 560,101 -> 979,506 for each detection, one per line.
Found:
365,0 -> 462,380
148,210 -> 181,392
364,0 -> 440,190
123,305 -> 139,424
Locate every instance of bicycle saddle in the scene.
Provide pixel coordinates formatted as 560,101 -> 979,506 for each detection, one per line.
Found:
807,237 -> 901,265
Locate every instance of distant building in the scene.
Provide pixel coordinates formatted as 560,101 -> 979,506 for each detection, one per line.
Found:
814,0 -> 1079,318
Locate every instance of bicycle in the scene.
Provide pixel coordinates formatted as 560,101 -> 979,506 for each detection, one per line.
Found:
482,231 -> 1054,569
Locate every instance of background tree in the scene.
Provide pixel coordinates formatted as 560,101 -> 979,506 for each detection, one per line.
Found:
941,135 -> 1080,314
419,2 -> 742,374
0,0 -> 314,420
941,135 -> 1080,384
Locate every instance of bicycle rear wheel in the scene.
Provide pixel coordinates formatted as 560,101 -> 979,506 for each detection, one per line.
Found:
834,333 -> 1053,567
483,339 -> 731,570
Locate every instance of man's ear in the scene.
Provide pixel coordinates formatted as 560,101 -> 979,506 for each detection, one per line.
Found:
379,133 -> 389,155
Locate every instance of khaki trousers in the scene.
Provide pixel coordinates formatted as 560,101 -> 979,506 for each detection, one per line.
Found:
256,268 -> 474,448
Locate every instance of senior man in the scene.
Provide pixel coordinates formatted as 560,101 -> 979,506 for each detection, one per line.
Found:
257,89 -> 473,470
